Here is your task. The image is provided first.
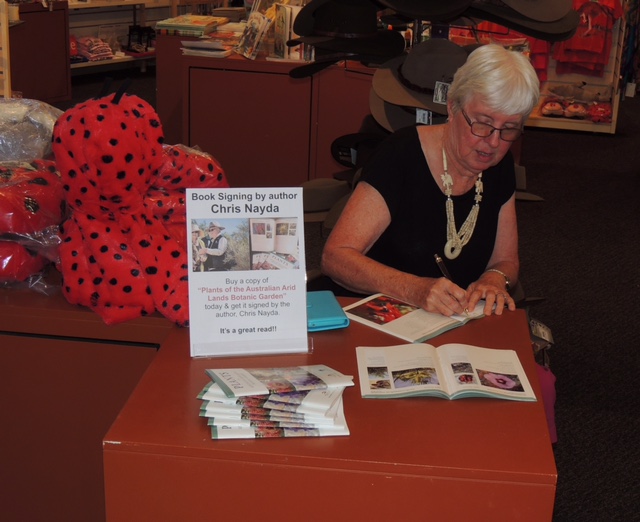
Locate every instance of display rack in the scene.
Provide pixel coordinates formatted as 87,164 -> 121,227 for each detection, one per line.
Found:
526,17 -> 626,134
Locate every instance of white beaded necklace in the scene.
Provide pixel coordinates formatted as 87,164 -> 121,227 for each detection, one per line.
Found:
441,148 -> 483,260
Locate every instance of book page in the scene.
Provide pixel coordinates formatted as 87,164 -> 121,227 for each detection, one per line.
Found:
437,343 -> 537,401
249,218 -> 276,253
355,344 -> 449,398
274,218 -> 298,255
344,294 -> 483,343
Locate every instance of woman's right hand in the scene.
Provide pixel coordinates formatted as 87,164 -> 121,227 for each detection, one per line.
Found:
412,277 -> 469,317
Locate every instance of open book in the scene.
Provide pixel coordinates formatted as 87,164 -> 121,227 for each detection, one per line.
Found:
344,293 -> 484,343
356,343 -> 536,401
250,217 -> 298,254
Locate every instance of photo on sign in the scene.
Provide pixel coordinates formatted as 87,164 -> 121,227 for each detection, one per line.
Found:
191,218 -> 250,272
191,217 -> 301,272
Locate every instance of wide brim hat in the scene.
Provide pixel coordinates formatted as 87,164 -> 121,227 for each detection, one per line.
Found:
369,89 -> 448,132
501,0 -> 572,23
467,1 -> 579,41
208,221 -> 225,230
372,38 -> 469,114
191,223 -> 200,233
288,0 -> 406,58
289,50 -> 396,78
375,0 -> 473,22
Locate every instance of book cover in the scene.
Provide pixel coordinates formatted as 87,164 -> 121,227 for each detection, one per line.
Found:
181,39 -> 233,51
181,47 -> 233,58
205,365 -> 354,397
210,398 -> 349,438
200,401 -> 342,425
156,15 -> 229,30
235,11 -> 272,60
343,293 -> 484,343
356,343 -> 537,401
272,3 -> 291,59
199,381 -> 345,414
287,5 -> 304,60
251,251 -> 299,270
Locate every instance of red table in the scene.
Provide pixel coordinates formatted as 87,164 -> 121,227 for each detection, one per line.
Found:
103,308 -> 556,521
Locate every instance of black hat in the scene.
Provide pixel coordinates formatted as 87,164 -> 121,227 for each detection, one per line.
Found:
499,0 -> 572,23
466,0 -> 579,41
375,0 -> 473,21
369,89 -> 448,132
288,0 -> 406,58
372,38 -> 469,114
289,49 -> 392,79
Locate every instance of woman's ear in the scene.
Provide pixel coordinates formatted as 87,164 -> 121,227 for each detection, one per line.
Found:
446,99 -> 454,120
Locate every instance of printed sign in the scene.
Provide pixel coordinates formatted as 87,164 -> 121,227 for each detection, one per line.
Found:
187,187 -> 308,357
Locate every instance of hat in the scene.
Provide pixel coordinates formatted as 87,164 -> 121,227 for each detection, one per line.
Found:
372,39 -> 469,114
375,0 -> 473,21
369,89 -> 448,132
208,221 -> 225,230
288,0 -> 406,58
289,48 -> 397,79
500,0 -> 572,23
191,223 -> 200,233
467,1 -> 579,41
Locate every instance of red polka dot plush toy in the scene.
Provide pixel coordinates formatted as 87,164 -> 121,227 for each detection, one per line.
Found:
52,85 -> 228,326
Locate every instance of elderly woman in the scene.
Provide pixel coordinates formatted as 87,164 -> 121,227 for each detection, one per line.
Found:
322,44 -> 540,317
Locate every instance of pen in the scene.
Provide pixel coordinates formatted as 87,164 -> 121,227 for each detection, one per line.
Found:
434,254 -> 453,280
434,254 -> 469,315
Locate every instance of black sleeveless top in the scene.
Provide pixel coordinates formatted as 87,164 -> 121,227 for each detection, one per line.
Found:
361,125 -> 515,289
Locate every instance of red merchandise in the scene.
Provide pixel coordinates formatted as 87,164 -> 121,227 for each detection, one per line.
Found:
0,160 -> 65,284
553,0 -> 624,77
146,144 -> 229,247
587,102 -> 613,123
52,88 -> 229,326
0,242 -> 48,283
0,160 -> 65,236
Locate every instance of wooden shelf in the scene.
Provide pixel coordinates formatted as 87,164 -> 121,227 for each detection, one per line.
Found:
68,0 -> 170,9
70,53 -> 154,69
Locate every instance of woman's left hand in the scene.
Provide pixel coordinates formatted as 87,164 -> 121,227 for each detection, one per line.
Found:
466,282 -> 515,316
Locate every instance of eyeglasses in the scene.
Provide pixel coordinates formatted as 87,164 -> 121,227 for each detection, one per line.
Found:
461,110 -> 522,142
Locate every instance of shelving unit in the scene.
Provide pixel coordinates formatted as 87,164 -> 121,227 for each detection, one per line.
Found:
169,0 -> 228,17
526,17 -> 627,134
68,0 -> 171,73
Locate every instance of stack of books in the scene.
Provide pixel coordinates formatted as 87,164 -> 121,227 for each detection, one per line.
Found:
155,15 -> 230,37
197,365 -> 354,439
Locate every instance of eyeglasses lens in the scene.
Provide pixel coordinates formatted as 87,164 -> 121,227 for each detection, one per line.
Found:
471,122 -> 521,142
